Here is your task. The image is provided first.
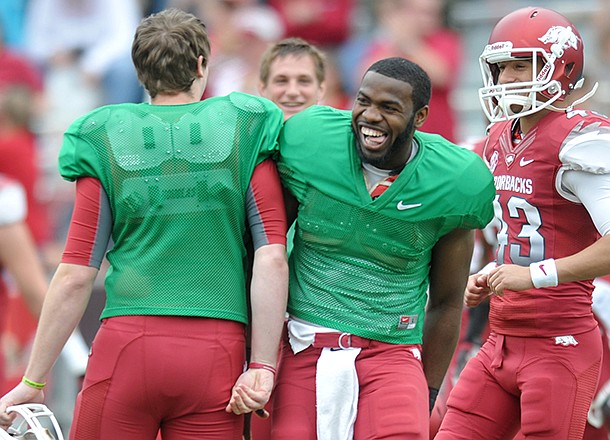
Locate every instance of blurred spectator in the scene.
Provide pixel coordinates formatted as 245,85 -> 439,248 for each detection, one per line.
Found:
205,2 -> 285,97
590,15 -> 610,116
267,0 -> 355,48
0,26 -> 48,240
0,86 -> 50,247
0,175 -> 47,395
0,20 -> 56,417
0,1 -> 28,50
0,172 -> 88,434
23,0 -> 143,108
319,56 -> 351,110
21,0 -> 143,255
0,84 -> 54,416
353,0 -> 462,142
0,25 -> 44,100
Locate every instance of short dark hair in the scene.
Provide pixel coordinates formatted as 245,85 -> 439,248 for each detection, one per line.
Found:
366,57 -> 431,111
132,8 -> 211,98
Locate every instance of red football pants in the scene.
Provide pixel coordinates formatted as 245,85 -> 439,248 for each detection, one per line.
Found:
436,328 -> 602,439
271,334 -> 429,439
70,315 -> 246,440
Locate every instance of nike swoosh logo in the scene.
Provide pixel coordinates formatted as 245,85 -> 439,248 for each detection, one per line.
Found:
520,157 -> 534,166
539,264 -> 547,276
397,201 -> 422,210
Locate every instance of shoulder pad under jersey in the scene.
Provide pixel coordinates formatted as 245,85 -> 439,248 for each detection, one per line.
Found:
559,121 -> 610,174
229,92 -> 271,113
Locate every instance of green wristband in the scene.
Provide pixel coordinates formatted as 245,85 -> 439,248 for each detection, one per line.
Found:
22,376 -> 46,390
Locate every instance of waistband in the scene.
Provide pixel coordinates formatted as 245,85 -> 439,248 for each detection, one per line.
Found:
313,332 -> 374,349
102,315 -> 245,337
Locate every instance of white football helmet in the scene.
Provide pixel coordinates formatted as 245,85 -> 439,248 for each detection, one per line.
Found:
0,404 -> 64,440
479,7 -> 595,123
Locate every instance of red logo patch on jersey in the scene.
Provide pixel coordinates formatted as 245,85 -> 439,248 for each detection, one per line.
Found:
397,315 -> 418,330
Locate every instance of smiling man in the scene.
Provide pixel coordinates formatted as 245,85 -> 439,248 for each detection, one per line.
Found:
258,37 -> 326,121
269,57 -> 495,439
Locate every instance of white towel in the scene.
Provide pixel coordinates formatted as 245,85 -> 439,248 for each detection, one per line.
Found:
287,317 -> 337,354
316,347 -> 361,440
286,317 -> 362,440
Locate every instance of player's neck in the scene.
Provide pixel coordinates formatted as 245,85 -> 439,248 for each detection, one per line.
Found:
150,77 -> 206,106
518,109 -> 549,134
151,91 -> 201,106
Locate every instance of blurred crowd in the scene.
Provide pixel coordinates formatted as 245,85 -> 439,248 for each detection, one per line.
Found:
0,0 -> 610,432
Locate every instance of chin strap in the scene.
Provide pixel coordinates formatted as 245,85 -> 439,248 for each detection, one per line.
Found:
548,81 -> 599,113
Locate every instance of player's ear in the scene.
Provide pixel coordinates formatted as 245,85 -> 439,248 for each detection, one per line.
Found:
414,105 -> 429,128
258,81 -> 267,97
317,81 -> 326,103
197,55 -> 206,78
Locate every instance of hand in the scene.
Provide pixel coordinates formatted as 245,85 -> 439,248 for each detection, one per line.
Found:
225,368 -> 274,416
464,273 -> 492,308
487,264 -> 533,295
0,382 -> 45,430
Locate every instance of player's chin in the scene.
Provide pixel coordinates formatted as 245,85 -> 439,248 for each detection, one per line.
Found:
281,104 -> 305,118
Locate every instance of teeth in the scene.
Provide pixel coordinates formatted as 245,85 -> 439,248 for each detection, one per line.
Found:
361,126 -> 384,137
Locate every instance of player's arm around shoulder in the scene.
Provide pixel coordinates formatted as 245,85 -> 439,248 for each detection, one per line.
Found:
423,228 -> 475,390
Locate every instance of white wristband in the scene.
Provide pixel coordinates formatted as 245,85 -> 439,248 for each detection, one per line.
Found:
529,258 -> 558,288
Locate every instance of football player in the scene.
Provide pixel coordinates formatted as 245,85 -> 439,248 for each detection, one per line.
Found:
436,7 -> 610,439
0,9 -> 288,439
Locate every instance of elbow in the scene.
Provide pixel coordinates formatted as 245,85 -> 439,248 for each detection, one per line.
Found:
53,263 -> 97,299
254,244 -> 289,278
265,246 -> 289,275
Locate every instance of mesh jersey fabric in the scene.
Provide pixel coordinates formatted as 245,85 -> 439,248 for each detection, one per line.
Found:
277,105 -> 495,344
58,92 -> 283,322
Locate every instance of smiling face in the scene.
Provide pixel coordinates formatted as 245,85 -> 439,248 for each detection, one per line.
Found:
352,71 -> 424,170
493,57 -> 554,130
259,53 -> 325,120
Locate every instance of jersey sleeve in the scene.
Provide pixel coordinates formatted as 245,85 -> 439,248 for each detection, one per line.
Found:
458,152 -> 496,230
58,112 -> 105,182
561,170 -> 610,236
277,106 -> 351,200
276,113 -> 310,201
0,176 -> 27,226
228,93 -> 284,167
558,120 -> 610,174
434,140 -> 495,232
256,96 -> 284,165
61,177 -> 112,268
246,159 -> 287,249
557,120 -> 610,202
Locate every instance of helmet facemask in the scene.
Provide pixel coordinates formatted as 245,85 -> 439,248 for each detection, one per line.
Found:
478,44 -> 566,123
0,404 -> 64,440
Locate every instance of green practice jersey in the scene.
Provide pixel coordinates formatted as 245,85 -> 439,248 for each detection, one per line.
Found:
59,93 -> 283,322
278,106 -> 494,344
